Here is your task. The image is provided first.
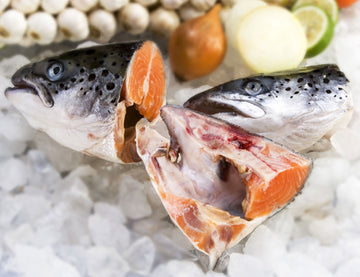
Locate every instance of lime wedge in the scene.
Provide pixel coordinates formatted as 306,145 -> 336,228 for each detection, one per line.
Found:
292,0 -> 338,23
293,5 -> 334,58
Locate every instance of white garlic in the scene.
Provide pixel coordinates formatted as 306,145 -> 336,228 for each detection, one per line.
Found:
57,8 -> 89,41
190,0 -> 216,11
0,0 -> 10,13
119,3 -> 149,35
11,0 -> 40,14
134,0 -> 158,7
41,0 -> 69,14
0,9 -> 27,44
89,9 -> 116,42
71,0 -> 98,12
149,8 -> 180,37
160,0 -> 188,9
100,0 -> 128,12
179,3 -> 205,21
27,12 -> 57,45
220,0 -> 237,6
19,36 -> 35,47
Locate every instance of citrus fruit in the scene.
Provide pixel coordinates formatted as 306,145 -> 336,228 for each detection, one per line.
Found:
292,0 -> 339,23
293,5 -> 335,58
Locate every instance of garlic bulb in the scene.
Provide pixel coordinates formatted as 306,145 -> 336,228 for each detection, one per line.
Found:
134,0 -> 158,7
0,0 -> 10,13
100,0 -> 128,12
149,8 -> 180,37
89,9 -> 117,42
71,0 -> 98,11
160,0 -> 188,9
11,0 -> 40,14
57,8 -> 89,41
119,3 -> 149,35
0,9 -> 27,44
179,3 -> 205,21
27,12 -> 57,45
190,0 -> 216,11
41,0 -> 69,14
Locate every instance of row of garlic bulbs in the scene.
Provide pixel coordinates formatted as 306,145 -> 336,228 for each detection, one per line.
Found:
0,0 -> 224,46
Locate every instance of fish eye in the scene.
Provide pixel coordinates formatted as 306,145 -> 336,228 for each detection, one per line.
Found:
46,62 -> 64,81
243,80 -> 263,95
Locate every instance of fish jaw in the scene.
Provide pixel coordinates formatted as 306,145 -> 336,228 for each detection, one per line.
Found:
184,64 -> 353,152
136,106 -> 311,262
5,87 -> 120,160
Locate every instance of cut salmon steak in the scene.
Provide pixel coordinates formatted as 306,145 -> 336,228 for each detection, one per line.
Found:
114,40 -> 166,163
136,106 -> 311,265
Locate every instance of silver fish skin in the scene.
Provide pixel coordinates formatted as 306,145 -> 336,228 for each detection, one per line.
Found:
5,42 -> 145,162
184,64 -> 353,151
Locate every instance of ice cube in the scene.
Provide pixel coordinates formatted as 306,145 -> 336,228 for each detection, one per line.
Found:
265,210 -> 295,243
331,128 -> 360,161
243,225 -> 287,263
272,253 -> 332,277
56,245 -> 87,277
0,111 -> 36,141
14,193 -> 51,223
124,236 -> 156,275
0,158 -> 29,191
0,194 -> 22,228
5,244 -> 81,277
34,133 -> 87,173
335,258 -> 360,277
308,215 -> 341,245
4,224 -> 35,251
119,188 -> 152,220
86,246 -> 129,277
0,75 -> 12,109
63,178 -> 93,212
88,204 -> 130,252
150,260 -> 205,277
228,253 -> 268,277
289,157 -> 350,217
289,237 -> 346,272
0,55 -> 30,78
0,137 -> 26,158
335,176 -> 360,218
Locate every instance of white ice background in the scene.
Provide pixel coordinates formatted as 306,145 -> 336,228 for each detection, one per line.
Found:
1,3 -> 360,276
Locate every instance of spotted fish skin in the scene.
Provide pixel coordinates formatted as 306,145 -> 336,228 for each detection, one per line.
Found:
5,41 -> 166,163
184,64 -> 353,151
8,42 -> 143,120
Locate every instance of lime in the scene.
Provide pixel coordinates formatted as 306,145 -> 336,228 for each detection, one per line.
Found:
293,5 -> 334,58
292,0 -> 338,23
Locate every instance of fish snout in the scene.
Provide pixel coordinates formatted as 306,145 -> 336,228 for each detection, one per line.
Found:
11,65 -> 33,86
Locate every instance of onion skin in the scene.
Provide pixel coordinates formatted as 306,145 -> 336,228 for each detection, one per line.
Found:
168,4 -> 226,81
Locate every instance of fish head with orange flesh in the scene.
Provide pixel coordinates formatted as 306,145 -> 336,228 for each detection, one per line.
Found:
136,105 -> 312,267
184,64 -> 353,152
5,41 -> 166,163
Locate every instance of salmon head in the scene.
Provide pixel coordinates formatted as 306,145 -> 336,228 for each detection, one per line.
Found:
184,64 -> 353,151
137,105 -> 311,266
5,41 -> 166,163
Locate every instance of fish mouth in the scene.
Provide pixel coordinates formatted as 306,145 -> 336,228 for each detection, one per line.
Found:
5,77 -> 54,108
184,93 -> 265,119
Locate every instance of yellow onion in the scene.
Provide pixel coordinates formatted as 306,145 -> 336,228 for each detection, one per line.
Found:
168,4 -> 226,81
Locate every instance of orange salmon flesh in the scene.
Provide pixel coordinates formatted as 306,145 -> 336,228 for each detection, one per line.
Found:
122,41 -> 166,121
136,106 -> 312,261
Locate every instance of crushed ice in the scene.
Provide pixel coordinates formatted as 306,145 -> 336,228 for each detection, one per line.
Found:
1,3 -> 360,276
